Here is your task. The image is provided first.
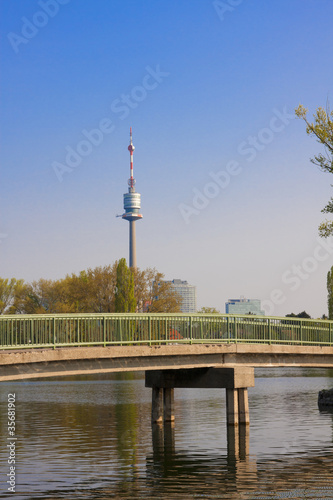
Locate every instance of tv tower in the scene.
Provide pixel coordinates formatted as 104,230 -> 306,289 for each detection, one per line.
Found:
121,127 -> 142,268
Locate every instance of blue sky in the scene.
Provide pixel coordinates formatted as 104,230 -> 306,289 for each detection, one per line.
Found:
1,0 -> 332,317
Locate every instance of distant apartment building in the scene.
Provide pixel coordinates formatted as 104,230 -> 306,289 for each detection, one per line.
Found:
225,297 -> 265,316
167,279 -> 197,313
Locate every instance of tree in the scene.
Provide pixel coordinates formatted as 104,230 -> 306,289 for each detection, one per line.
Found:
198,307 -> 221,314
148,273 -> 182,312
0,278 -> 25,314
1,263 -> 183,315
328,266 -> 333,320
8,279 -> 30,314
115,259 -> 136,312
21,279 -> 72,314
285,311 -> 311,319
132,266 -> 155,312
295,103 -> 333,237
84,264 -> 117,313
60,265 -> 118,313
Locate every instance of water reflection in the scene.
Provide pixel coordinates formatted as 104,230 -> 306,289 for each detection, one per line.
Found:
147,421 -> 333,500
0,370 -> 332,499
149,421 -> 258,498
146,429 -> 333,500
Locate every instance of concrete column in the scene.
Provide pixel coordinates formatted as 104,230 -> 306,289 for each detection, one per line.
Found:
163,388 -> 175,422
226,388 -> 239,426
152,387 -> 163,423
129,220 -> 136,269
239,422 -> 250,459
164,422 -> 175,453
152,422 -> 164,461
227,424 -> 239,459
238,388 -> 250,425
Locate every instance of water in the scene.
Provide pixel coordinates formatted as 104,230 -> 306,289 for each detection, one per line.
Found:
1,368 -> 333,499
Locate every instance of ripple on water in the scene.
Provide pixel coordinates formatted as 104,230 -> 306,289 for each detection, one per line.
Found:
0,369 -> 332,500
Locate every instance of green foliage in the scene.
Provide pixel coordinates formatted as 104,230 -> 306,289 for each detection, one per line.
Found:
198,306 -> 221,314
0,278 -> 25,314
0,262 -> 184,315
115,258 -> 136,313
295,104 -> 333,173
295,103 -> 333,237
328,266 -> 333,320
286,311 -> 311,319
318,220 -> 333,238
132,266 -> 155,312
148,273 -> 182,312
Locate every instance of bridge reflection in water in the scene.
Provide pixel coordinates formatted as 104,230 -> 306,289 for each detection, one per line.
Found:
147,419 -> 333,500
151,421 -> 252,467
153,421 -> 251,459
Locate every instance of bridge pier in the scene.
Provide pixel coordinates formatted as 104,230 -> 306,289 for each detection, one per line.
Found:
151,387 -> 175,423
226,387 -> 250,425
226,389 -> 239,426
146,367 -> 254,426
238,387 -> 250,425
163,388 -> 175,422
151,387 -> 163,423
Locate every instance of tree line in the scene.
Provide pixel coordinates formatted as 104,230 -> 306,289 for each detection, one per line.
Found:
0,259 -> 182,315
296,103 -> 333,319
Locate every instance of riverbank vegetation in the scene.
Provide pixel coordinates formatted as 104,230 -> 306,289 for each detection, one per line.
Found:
0,259 -> 182,315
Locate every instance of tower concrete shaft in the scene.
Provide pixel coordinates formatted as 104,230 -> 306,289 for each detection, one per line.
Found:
121,128 -> 142,268
129,220 -> 136,269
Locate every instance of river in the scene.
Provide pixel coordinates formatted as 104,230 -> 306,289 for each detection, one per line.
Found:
0,368 -> 332,499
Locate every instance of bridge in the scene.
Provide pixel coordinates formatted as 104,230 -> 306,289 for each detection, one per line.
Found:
1,313 -> 332,430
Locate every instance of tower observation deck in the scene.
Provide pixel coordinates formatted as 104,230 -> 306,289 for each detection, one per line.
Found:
121,128 -> 142,268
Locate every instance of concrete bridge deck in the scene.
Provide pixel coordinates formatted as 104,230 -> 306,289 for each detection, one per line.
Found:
1,343 -> 332,381
1,313 -> 332,429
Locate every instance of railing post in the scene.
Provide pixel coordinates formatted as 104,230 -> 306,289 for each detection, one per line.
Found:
77,318 -> 80,345
300,320 -> 303,346
268,318 -> 271,345
53,317 -> 56,349
30,319 -> 33,346
190,315 -> 192,344
234,316 -> 237,344
227,315 -> 230,343
103,316 -> 106,347
149,315 -> 152,346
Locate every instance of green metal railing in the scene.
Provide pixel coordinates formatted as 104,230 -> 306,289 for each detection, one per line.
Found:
0,313 -> 332,350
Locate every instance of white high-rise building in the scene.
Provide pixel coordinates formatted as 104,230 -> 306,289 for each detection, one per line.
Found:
166,279 -> 197,313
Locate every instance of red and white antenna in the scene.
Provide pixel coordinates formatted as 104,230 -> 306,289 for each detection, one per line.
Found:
128,126 -> 135,190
